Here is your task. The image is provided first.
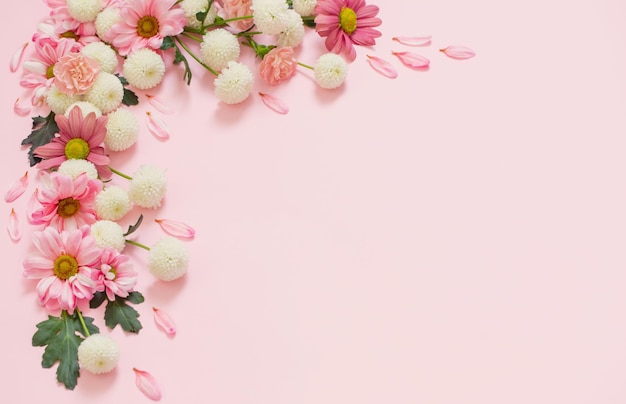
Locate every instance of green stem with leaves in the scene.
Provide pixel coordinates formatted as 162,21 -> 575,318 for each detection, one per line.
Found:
75,309 -> 91,337
174,36 -> 219,76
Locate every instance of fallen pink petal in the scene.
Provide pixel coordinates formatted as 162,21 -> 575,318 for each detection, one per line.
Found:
26,189 -> 38,225
8,208 -> 21,242
259,92 -> 289,115
10,42 -> 28,73
153,307 -> 177,335
146,94 -> 174,114
4,171 -> 28,203
155,218 -> 195,241
440,45 -> 476,60
146,112 -> 171,141
392,36 -> 432,47
392,51 -> 430,69
14,98 -> 31,117
366,55 -> 398,79
133,368 -> 162,401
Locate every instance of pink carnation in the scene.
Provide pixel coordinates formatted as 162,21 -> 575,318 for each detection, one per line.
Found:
258,47 -> 297,85
222,0 -> 254,31
97,248 -> 138,301
53,53 -> 100,96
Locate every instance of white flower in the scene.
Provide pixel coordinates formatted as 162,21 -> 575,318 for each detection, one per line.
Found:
277,9 -> 305,48
67,0 -> 103,23
180,0 -> 217,29
58,159 -> 98,180
200,28 -> 240,72
293,0 -> 317,16
214,61 -> 254,105
81,42 -> 119,74
84,72 -> 124,114
95,185 -> 132,221
148,236 -> 189,281
128,165 -> 167,209
314,53 -> 348,89
251,0 -> 290,35
90,220 -> 126,252
105,108 -> 139,151
123,49 -> 166,90
77,334 -> 120,374
65,101 -> 103,118
95,6 -> 121,41
46,84 -> 81,115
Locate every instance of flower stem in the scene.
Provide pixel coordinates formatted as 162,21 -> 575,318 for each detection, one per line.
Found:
75,309 -> 91,337
181,32 -> 203,43
298,61 -> 314,70
174,36 -> 219,76
109,167 -> 133,180
126,239 -> 151,251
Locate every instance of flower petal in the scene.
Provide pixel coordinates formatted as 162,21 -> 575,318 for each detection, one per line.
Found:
10,42 -> 28,73
153,307 -> 176,335
258,92 -> 289,115
146,112 -> 170,141
366,55 -> 398,79
146,94 -> 173,114
440,46 -> 476,60
155,218 -> 195,241
392,36 -> 432,47
392,51 -> 430,69
133,368 -> 162,401
4,171 -> 28,203
26,189 -> 39,225
8,208 -> 21,242
14,98 -> 31,117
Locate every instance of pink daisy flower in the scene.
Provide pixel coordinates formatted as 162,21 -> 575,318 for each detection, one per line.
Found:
33,20 -> 99,47
31,172 -> 103,231
97,248 -> 138,301
314,0 -> 382,62
107,0 -> 186,56
45,0 -> 98,38
34,106 -> 111,178
23,226 -> 101,313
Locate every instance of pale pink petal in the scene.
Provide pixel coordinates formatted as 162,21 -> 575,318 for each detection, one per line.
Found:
392,36 -> 432,47
258,92 -> 289,115
14,98 -> 31,116
366,55 -> 398,79
4,171 -> 29,203
10,42 -> 29,73
133,368 -> 162,401
26,189 -> 39,225
153,307 -> 176,335
440,45 -> 476,60
8,208 -> 21,242
146,112 -> 170,141
392,51 -> 430,69
146,94 -> 174,114
155,218 -> 195,241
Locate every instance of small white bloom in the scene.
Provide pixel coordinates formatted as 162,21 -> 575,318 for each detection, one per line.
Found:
81,42 -> 119,74
128,165 -> 167,209
95,7 -> 121,41
105,108 -> 139,152
84,72 -> 124,114
293,0 -> 317,16
123,49 -> 166,90
314,53 -> 348,89
65,101 -> 103,118
46,84 -> 81,115
77,334 -> 120,374
251,0 -> 290,35
90,220 -> 126,252
214,61 -> 254,105
200,29 -> 241,72
180,0 -> 217,29
148,236 -> 189,281
58,159 -> 98,180
277,9 -> 305,48
95,185 -> 132,221
67,0 -> 103,23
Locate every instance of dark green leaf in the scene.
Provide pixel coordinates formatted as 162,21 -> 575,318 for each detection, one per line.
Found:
160,36 -> 175,50
195,10 -> 208,23
32,316 -> 63,347
21,112 -> 59,166
115,74 -> 129,85
303,19 -> 316,29
89,291 -> 108,309
122,88 -> 139,106
127,291 -> 145,305
123,214 -> 143,237
104,295 -> 143,333
174,47 -> 193,85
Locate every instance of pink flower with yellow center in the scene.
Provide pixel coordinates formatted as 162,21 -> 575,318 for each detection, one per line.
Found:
23,226 -> 101,313
314,0 -> 382,62
97,248 -> 138,301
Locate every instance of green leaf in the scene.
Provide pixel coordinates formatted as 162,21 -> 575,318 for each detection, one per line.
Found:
122,88 -> 139,106
302,19 -> 316,29
173,47 -> 193,85
127,291 -> 145,305
21,112 -> 59,166
195,10 -> 208,23
104,294 -> 144,333
32,316 -> 63,347
160,36 -> 175,50
89,291 -> 108,309
115,73 -> 129,85
123,214 -> 143,237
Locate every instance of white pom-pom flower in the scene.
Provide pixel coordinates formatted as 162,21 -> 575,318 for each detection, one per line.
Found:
95,7 -> 121,40
77,334 -> 120,374
95,185 -> 132,221
90,220 -> 126,252
58,159 -> 98,180
277,9 -> 305,48
251,0 -> 290,35
105,108 -> 139,151
81,42 -> 119,74
314,53 -> 348,89
293,0 -> 317,16
123,49 -> 166,90
200,29 -> 240,72
46,84 -> 81,115
214,61 -> 254,105
65,101 -> 102,118
84,72 -> 124,114
128,165 -> 167,209
180,0 -> 218,29
67,0 -> 103,23
148,236 -> 189,281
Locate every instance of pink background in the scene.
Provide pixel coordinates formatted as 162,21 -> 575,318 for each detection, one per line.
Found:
2,0 -> 626,402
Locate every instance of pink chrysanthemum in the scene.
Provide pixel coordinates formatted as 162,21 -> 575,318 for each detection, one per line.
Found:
23,226 -> 101,313
31,172 -> 103,231
45,0 -> 98,38
34,106 -> 111,178
107,0 -> 186,56
314,0 -> 382,62
97,248 -> 138,301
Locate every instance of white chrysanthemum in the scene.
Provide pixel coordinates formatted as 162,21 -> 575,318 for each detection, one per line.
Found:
180,0 -> 217,29
214,61 -> 254,104
58,159 -> 98,180
128,165 -> 167,209
77,334 -> 120,374
84,72 -> 124,114
105,108 -> 139,151
81,42 -> 119,74
251,0 -> 290,35
123,49 -> 166,90
293,0 -> 317,16
95,7 -> 121,40
199,29 -> 240,72
95,185 -> 132,221
46,84 -> 81,115
314,53 -> 348,89
148,236 -> 189,281
277,9 -> 305,48
65,101 -> 103,118
90,220 -> 126,252
67,0 -> 103,23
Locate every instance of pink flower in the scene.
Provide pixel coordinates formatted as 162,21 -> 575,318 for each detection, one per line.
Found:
258,46 -> 297,85
45,0 -> 98,38
314,0 -> 382,62
222,0 -> 254,31
97,248 -> 138,301
108,0 -> 186,56
23,226 -> 101,313
53,53 -> 100,96
31,172 -> 102,231
34,106 -> 111,178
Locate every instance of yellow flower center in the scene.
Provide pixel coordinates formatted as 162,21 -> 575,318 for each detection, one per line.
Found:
64,138 -> 90,160
137,16 -> 159,38
54,254 -> 78,280
339,7 -> 357,35
60,31 -> 79,40
46,64 -> 55,79
57,197 -> 81,218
